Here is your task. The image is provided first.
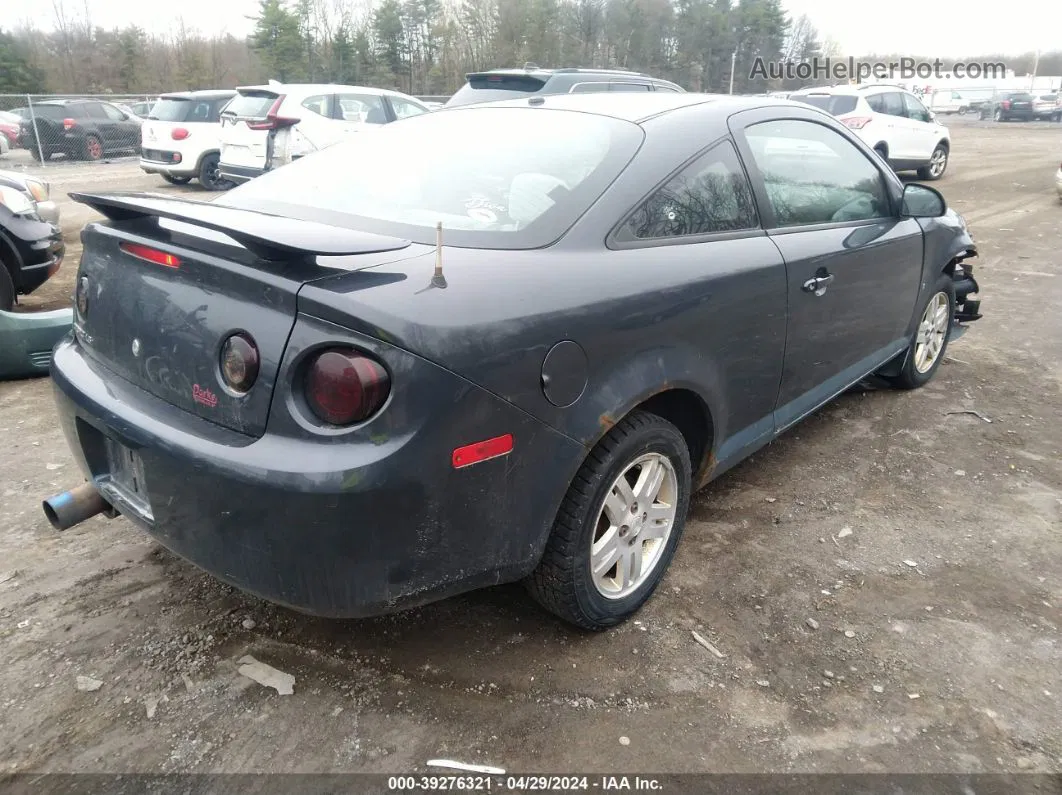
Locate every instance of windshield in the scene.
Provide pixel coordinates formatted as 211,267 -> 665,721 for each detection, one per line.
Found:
793,95 -> 858,115
220,106 -> 644,250
445,75 -> 549,107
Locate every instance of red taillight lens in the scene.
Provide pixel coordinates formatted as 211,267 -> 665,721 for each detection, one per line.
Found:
63,117 -> 77,130
171,127 -> 190,140
119,242 -> 181,268
841,116 -> 873,130
246,95 -> 300,130
1002,100 -> 1011,109
220,333 -> 260,394
304,349 -> 390,426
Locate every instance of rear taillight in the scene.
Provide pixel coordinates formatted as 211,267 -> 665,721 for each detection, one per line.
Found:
119,242 -> 181,269
63,117 -> 77,130
304,348 -> 390,426
840,116 -> 873,130
246,95 -> 300,131
75,276 -> 89,316
219,333 -> 260,394
171,127 -> 190,140
1002,100 -> 1011,109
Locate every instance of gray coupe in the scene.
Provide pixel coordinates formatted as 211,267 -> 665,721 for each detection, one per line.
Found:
43,93 -> 982,630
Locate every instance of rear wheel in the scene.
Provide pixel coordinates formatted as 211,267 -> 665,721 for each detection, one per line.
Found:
161,174 -> 192,185
82,134 -> 103,161
525,410 -> 692,630
993,108 -> 1005,122
886,274 -> 955,390
198,153 -> 231,191
29,147 -> 50,162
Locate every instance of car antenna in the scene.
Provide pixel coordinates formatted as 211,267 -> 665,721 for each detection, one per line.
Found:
416,221 -> 448,293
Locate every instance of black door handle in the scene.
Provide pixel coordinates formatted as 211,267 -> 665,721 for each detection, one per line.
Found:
802,273 -> 834,296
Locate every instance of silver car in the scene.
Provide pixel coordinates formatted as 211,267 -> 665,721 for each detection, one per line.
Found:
0,169 -> 59,225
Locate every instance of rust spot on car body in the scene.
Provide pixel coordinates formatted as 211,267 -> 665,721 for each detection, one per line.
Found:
695,449 -> 717,490
599,412 -> 616,431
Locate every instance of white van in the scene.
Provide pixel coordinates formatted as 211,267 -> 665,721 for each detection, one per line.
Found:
140,90 -> 237,190
218,83 -> 431,184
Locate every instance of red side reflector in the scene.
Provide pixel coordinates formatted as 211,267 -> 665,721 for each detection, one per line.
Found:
119,242 -> 181,269
452,434 -> 514,469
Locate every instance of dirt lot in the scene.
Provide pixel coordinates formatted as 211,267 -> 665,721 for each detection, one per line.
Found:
1,120 -> 1061,780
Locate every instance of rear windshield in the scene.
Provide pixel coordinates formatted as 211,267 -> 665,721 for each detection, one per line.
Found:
221,92 -> 278,119
151,97 -> 225,122
219,106 -> 644,250
793,94 -> 858,115
445,75 -> 548,107
1006,93 -> 1032,100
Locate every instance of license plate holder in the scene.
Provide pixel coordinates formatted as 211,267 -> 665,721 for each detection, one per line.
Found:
102,437 -> 153,520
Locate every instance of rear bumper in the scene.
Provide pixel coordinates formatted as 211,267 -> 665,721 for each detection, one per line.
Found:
140,155 -> 197,178
0,308 -> 72,379
218,163 -> 264,184
49,330 -> 583,618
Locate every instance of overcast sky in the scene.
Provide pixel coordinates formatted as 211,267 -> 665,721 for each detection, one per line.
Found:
9,0 -> 1061,58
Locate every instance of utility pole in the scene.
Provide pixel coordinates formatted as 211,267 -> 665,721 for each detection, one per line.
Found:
1030,48 -> 1040,91
729,50 -> 737,94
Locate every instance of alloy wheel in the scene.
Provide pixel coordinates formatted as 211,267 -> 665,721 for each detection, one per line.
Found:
591,452 -> 678,599
914,291 -> 949,373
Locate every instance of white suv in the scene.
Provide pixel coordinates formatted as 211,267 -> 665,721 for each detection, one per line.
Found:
140,90 -> 236,191
790,84 -> 951,180
218,82 -> 432,184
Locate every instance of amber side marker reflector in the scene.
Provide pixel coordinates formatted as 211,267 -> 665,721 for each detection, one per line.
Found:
452,434 -> 514,469
120,242 -> 181,269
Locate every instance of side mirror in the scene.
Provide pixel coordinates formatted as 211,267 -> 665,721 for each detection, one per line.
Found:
928,111 -> 936,121
901,183 -> 946,218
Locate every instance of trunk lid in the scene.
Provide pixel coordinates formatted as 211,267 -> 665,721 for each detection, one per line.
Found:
72,196 -> 414,438
218,90 -> 279,170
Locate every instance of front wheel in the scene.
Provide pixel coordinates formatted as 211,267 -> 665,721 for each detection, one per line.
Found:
917,145 -> 948,180
525,410 -> 692,630
886,274 -> 955,390
161,174 -> 191,185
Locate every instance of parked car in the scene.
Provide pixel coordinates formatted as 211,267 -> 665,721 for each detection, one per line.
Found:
0,169 -> 59,225
991,92 -> 1035,121
0,306 -> 74,379
1055,158 -> 1062,200
44,92 -> 983,629
789,84 -> 951,180
141,90 -> 237,191
19,99 -> 142,161
445,65 -> 684,107
218,83 -> 432,184
0,175 -> 64,311
1032,93 -> 1062,122
0,111 -> 20,150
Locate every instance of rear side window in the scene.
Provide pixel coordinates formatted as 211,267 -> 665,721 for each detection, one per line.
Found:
445,74 -> 548,107
390,97 -> 428,119
618,140 -> 758,241
569,82 -> 609,94
101,103 -> 127,121
223,92 -> 278,119
654,84 -> 682,93
610,82 -> 651,92
335,93 -> 388,124
25,105 -> 67,120
82,103 -> 109,120
794,94 -> 858,115
152,98 -> 224,122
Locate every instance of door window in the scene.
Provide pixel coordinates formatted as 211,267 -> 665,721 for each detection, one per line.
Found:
618,139 -> 758,240
610,82 -> 651,92
745,119 -> 891,227
569,82 -> 608,94
901,93 -> 932,122
335,93 -> 389,125
100,103 -> 128,121
390,97 -> 428,119
82,103 -> 109,120
300,95 -> 333,118
881,92 -> 906,117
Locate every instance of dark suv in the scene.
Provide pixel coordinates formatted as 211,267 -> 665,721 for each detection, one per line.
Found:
19,99 -> 142,162
444,65 -> 684,107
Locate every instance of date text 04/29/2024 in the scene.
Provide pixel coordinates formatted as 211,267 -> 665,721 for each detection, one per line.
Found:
386,775 -> 664,791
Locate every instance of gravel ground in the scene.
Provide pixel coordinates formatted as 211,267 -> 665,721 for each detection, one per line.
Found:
1,119 -> 1060,779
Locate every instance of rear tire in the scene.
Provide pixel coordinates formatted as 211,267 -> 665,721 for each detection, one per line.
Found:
82,134 -> 103,161
994,108 -> 1004,122
197,153 -> 231,191
886,274 -> 955,390
0,260 -> 14,312
161,174 -> 191,185
29,147 -> 50,162
525,410 -> 692,630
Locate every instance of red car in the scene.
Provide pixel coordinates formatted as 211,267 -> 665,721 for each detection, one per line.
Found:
0,111 -> 20,149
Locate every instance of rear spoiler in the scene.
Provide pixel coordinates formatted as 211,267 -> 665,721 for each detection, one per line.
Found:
69,192 -> 410,261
